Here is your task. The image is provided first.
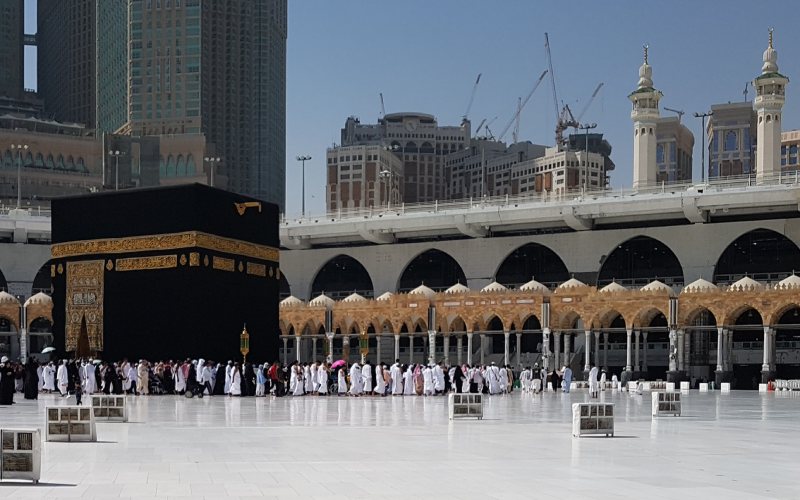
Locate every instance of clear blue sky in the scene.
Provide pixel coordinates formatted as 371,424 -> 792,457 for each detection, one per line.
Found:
24,0 -> 800,217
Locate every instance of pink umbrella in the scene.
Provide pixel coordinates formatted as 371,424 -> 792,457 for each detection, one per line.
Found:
330,360 -> 346,370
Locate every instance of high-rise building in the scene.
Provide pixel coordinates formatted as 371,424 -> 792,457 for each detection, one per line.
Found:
654,117 -> 694,183
341,113 -> 470,204
0,0 -> 24,101
706,102 -> 756,179
37,0 -> 128,133
325,144 -> 403,212
124,0 -> 287,209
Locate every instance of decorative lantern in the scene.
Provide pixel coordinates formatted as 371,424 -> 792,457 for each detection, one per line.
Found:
240,324 -> 250,363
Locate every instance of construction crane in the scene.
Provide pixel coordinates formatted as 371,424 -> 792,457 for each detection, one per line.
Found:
545,33 -> 562,145
474,118 -> 487,136
379,93 -> 386,117
462,73 -> 482,122
498,70 -> 548,141
481,116 -> 499,140
575,82 -> 604,123
663,107 -> 685,122
512,97 -> 522,144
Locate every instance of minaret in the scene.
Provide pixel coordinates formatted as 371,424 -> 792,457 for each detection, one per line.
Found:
753,28 -> 789,183
629,45 -> 662,190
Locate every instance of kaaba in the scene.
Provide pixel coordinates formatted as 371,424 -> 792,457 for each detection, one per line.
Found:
50,184 -> 280,362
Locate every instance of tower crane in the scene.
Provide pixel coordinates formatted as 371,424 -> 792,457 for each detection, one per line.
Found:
663,107 -> 684,122
379,93 -> 386,117
462,73 -> 482,122
512,97 -> 522,144
575,82 -> 604,123
545,33 -> 562,146
498,70 -> 548,141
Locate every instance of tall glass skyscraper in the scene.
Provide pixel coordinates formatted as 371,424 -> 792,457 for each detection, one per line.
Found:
37,0 -> 128,133
127,0 -> 287,209
0,0 -> 24,100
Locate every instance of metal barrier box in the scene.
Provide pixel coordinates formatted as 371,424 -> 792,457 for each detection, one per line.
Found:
651,391 -> 681,417
91,395 -> 128,422
45,406 -> 96,442
448,393 -> 483,420
680,381 -> 690,391
0,429 -> 40,483
721,382 -> 731,393
572,403 -> 614,437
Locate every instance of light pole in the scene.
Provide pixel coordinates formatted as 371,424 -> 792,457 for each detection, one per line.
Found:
578,123 -> 597,191
10,144 -> 27,209
379,168 -> 392,210
296,155 -> 311,218
108,150 -> 125,191
693,111 -> 713,182
204,156 -> 221,188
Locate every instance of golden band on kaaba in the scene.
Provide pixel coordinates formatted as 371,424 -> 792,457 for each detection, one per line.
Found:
50,184 -> 280,362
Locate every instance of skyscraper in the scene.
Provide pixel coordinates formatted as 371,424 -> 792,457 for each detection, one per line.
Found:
37,0 -> 128,133
0,0 -> 24,100
125,0 -> 287,209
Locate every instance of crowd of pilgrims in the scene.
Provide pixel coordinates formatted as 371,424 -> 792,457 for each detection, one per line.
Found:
1,354 -> 616,404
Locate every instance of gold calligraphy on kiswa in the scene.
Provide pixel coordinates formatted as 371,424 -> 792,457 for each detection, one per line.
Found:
65,260 -> 104,352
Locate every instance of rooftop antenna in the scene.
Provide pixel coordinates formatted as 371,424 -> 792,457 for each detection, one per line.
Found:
743,82 -> 749,102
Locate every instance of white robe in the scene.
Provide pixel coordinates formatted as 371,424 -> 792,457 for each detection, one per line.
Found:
83,363 -> 97,394
390,364 -> 403,395
600,371 -> 607,391
317,366 -> 328,394
292,366 -> 305,396
289,367 -> 297,394
361,364 -> 372,393
305,365 -> 316,393
37,366 -> 44,391
374,366 -> 386,395
174,365 -> 186,393
499,367 -> 508,392
589,366 -> 599,395
486,366 -> 501,395
337,368 -> 347,394
403,369 -> 415,395
224,364 -> 232,394
348,364 -> 363,395
433,365 -> 445,392
43,365 -> 55,391
230,369 -> 242,396
520,369 -> 532,391
422,367 -> 434,395
56,364 -> 69,393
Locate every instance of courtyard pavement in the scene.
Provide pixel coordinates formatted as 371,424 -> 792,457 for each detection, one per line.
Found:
0,389 -> 798,499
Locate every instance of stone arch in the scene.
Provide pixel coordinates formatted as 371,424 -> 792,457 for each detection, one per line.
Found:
597,235 -> 684,287
397,249 -> 466,292
494,242 -> 570,288
32,261 -> 53,294
279,271 -> 290,299
447,315 -> 468,333
714,228 -> 800,283
632,306 -> 668,329
310,254 -> 374,300
591,309 -> 627,330
767,301 -> 800,326
555,309 -> 584,331
723,303 -> 766,327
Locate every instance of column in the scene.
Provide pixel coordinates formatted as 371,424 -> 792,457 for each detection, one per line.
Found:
762,326 -> 770,372
467,333 -> 474,365
480,334 -> 487,365
408,334 -> 414,364
312,337 -> 318,361
769,328 -> 776,372
728,329 -> 734,371
676,329 -> 684,372
634,330 -> 641,372
503,331 -> 510,366
594,331 -> 601,366
716,327 -> 724,372
542,329 -> 550,370
282,337 -> 288,365
296,337 -> 302,362
394,334 -> 400,362
428,330 -> 436,365
583,330 -> 591,371
327,335 -> 334,364
342,336 -> 351,363
625,329 -> 632,372
565,333 -> 572,365
642,331 -> 649,372
376,335 -> 382,365
602,332 -> 609,369
457,335 -> 463,365
515,332 -> 522,367
553,330 -> 560,370
443,335 -> 450,366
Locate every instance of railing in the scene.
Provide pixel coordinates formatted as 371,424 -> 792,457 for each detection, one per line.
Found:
282,171 -> 800,224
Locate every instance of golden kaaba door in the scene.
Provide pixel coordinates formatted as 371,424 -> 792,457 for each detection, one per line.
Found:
65,260 -> 104,354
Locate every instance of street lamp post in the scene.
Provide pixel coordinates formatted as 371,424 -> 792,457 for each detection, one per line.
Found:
578,123 -> 597,191
296,155 -> 311,218
108,150 -> 125,191
379,168 -> 392,210
10,144 -> 28,208
693,111 -> 713,182
204,156 -> 221,188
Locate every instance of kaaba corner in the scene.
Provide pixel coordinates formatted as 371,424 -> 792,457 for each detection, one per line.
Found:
49,184 -> 280,362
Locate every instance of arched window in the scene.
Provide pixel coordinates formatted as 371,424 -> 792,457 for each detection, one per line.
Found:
67,155 -> 75,171
186,154 -> 196,175
56,155 -> 65,169
34,153 -> 44,168
159,158 -> 166,177
724,131 -> 737,151
176,155 -> 186,176
77,157 -> 86,172
46,154 -> 54,169
166,155 -> 176,176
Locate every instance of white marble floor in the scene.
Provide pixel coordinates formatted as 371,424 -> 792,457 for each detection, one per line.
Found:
0,390 -> 798,499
